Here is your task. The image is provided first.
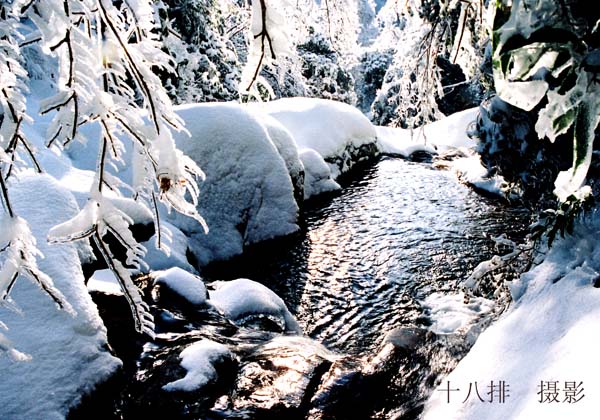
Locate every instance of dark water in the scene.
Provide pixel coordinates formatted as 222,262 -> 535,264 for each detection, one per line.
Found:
204,157 -> 531,355
75,156 -> 532,419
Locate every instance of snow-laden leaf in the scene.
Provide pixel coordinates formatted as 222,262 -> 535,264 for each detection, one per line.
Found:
553,96 -> 600,202
92,233 -> 154,337
507,44 -> 561,81
97,200 -> 147,270
496,80 -> 548,111
535,72 -> 588,142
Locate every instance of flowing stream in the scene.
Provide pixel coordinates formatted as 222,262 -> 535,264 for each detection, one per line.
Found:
205,157 -> 531,355
74,156 -> 532,420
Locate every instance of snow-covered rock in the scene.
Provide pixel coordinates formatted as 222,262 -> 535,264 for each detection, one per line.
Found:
168,103 -> 300,266
142,222 -> 196,273
257,97 -> 379,179
153,267 -> 208,306
299,149 -> 341,199
0,174 -> 121,419
253,112 -> 305,204
209,278 -> 300,333
163,339 -> 234,392
87,269 -> 122,296
376,107 -> 479,157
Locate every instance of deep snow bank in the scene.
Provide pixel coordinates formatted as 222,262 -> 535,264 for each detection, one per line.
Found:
423,214 -> 600,420
0,174 -> 120,419
168,103 -> 300,266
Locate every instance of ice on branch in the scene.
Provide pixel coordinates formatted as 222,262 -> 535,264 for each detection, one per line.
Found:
48,195 -> 154,337
241,0 -> 291,96
0,216 -> 74,317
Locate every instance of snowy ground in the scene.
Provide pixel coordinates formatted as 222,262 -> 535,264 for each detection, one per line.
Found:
423,213 -> 600,420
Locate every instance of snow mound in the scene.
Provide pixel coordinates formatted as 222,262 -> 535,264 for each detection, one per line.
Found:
163,339 -> 233,392
253,111 -> 305,203
0,174 -> 120,419
448,155 -> 508,197
423,214 -> 600,420
377,107 -> 479,157
421,292 -> 494,335
168,103 -> 300,266
257,97 -> 379,178
153,267 -> 208,306
209,278 -> 301,333
300,149 -> 341,199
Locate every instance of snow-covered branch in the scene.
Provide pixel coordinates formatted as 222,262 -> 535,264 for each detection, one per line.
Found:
241,0 -> 290,96
0,0 -> 209,341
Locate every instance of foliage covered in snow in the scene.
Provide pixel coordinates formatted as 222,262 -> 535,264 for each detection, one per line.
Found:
371,0 -> 489,128
0,0 -> 209,342
492,0 -> 599,204
157,0 -> 242,103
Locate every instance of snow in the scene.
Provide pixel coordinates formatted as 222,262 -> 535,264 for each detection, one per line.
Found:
421,292 -> 494,335
87,269 -> 122,296
252,111 -> 305,202
166,102 -> 300,266
378,108 -> 509,197
376,107 -> 479,157
299,148 -> 341,199
256,97 -> 379,178
423,214 -> 600,420
141,221 -> 196,273
0,174 -> 121,419
449,155 -> 508,197
209,278 -> 301,333
153,267 -> 207,306
163,339 -> 233,392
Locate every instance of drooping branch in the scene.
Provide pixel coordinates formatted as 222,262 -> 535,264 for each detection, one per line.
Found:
245,0 -> 277,91
0,169 -> 14,218
97,0 -> 160,134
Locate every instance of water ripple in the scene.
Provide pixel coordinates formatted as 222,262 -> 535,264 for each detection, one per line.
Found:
205,157 -> 530,355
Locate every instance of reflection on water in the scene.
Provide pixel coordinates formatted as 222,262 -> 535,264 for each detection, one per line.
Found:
204,157 -> 531,355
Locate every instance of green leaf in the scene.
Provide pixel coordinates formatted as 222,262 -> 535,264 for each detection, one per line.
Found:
551,108 -> 576,136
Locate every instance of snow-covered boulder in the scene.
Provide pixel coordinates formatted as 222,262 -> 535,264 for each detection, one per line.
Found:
0,174 -> 121,419
141,222 -> 196,274
257,97 -> 379,180
152,267 -> 208,306
208,278 -> 300,333
252,112 -> 305,205
168,103 -> 300,266
299,149 -> 341,199
376,107 -> 479,157
163,339 -> 235,392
